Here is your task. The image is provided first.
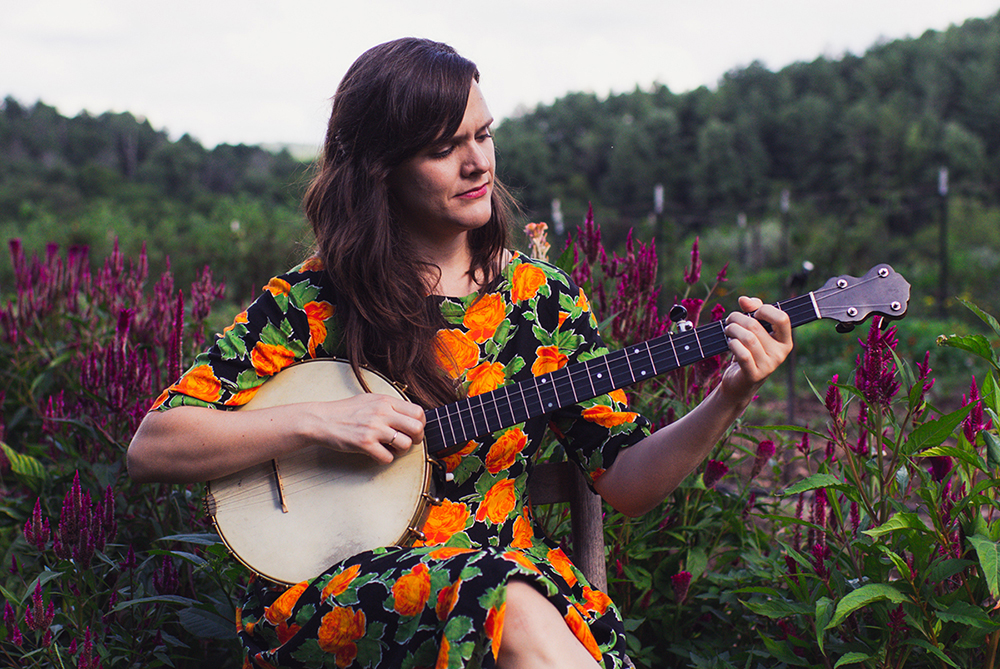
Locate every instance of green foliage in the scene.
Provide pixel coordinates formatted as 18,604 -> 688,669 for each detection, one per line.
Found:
533,215 -> 1000,668
0,241 -> 244,667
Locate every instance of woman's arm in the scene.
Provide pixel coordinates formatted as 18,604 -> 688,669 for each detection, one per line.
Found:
126,394 -> 426,484
593,297 -> 792,516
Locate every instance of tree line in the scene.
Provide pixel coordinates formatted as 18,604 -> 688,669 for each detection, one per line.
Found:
2,11 -> 999,316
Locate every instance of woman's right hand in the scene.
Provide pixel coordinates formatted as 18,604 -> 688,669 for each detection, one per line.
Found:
299,393 -> 426,464
127,394 -> 426,484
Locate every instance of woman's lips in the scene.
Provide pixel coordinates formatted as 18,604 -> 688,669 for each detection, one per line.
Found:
457,183 -> 489,199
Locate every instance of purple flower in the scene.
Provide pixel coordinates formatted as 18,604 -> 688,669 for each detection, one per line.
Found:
671,571 -> 692,603
703,460 -> 729,488
854,317 -> 900,407
23,498 -> 51,551
962,378 -> 991,445
825,375 -> 842,418
796,433 -> 810,457
24,581 -> 54,632
683,237 -> 702,285
927,456 -> 953,483
750,440 -> 775,480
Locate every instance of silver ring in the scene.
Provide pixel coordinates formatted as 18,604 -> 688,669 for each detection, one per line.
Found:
387,430 -> 399,447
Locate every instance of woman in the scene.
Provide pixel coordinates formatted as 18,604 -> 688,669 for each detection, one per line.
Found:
127,38 -> 792,669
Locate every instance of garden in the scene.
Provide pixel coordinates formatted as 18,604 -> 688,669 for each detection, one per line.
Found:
1,208 -> 998,668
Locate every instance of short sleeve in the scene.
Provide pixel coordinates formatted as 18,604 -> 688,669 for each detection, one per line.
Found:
521,260 -> 651,486
152,260 -> 339,411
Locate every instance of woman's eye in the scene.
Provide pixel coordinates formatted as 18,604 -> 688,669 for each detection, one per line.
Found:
477,132 -> 493,142
431,146 -> 453,159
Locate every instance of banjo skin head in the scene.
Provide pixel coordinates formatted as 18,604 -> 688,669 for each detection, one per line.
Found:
206,359 -> 435,586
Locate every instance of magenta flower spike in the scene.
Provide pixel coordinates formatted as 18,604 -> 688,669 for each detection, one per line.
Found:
23,498 -> 51,551
854,317 -> 900,407
703,459 -> 729,488
750,440 -> 776,480
671,571 -> 692,603
23,581 -> 54,632
683,237 -> 702,285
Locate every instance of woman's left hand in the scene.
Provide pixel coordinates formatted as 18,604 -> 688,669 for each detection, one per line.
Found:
720,295 -> 794,403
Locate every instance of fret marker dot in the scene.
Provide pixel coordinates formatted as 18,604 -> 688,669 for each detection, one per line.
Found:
542,378 -> 547,383
633,348 -> 639,354
641,371 -> 646,376
684,345 -> 690,351
597,373 -> 603,379
547,403 -> 553,408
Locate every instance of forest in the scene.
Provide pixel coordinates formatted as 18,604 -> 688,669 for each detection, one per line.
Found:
1,11 -> 999,320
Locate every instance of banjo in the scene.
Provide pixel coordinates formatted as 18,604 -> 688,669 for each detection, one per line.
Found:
206,264 -> 910,584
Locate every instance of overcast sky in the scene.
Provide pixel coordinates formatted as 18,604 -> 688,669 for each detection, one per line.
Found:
3,0 -> 998,148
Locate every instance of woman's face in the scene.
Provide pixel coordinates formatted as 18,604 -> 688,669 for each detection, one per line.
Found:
389,80 -> 496,245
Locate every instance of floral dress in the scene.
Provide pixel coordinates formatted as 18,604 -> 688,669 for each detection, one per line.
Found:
154,252 -> 650,669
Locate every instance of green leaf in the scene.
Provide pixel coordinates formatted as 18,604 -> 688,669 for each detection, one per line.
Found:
874,545 -> 912,580
903,638 -> 960,668
834,652 -> 873,668
984,373 -> 1000,415
782,473 -> 847,496
907,404 -> 974,454
937,333 -> 995,363
967,534 -> 1000,599
985,432 -> 1000,470
156,533 -> 222,545
957,298 -> 1000,343
744,597 -> 811,619
826,584 -> 907,629
936,601 -> 999,630
863,513 -> 932,538
0,442 -> 46,485
177,607 -> 236,640
815,597 -> 834,654
111,595 -> 201,612
918,445 -> 986,472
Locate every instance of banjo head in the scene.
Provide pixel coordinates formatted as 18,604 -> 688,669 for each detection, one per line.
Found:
206,359 -> 434,585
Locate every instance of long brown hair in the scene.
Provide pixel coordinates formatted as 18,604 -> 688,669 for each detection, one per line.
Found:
303,38 -> 516,408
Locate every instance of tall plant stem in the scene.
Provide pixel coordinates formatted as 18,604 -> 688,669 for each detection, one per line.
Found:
988,627 -> 1000,669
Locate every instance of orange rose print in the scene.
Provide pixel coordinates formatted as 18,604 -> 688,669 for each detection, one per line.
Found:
428,546 -> 476,560
225,385 -> 262,407
223,309 -> 249,334
557,311 -> 569,329
485,601 -> 506,660
275,620 -> 301,645
576,287 -> 591,312
250,341 -> 297,377
484,427 -> 527,474
435,636 -> 451,669
510,263 -> 547,302
393,563 -> 431,617
581,586 -> 612,616
531,345 -> 568,376
300,255 -> 325,272
564,606 -> 603,661
321,564 -> 361,601
609,388 -> 628,405
170,364 -> 222,403
440,440 -> 477,474
467,361 -> 505,396
476,478 -> 517,524
582,404 -> 638,428
264,277 -> 292,296
547,547 -> 578,588
264,580 -> 309,625
463,293 -> 506,343
318,606 -> 366,667
436,579 -> 462,621
149,388 -> 170,410
510,510 -> 534,549
418,500 -> 470,546
501,550 -> 540,573
434,329 -> 480,378
304,300 -> 334,357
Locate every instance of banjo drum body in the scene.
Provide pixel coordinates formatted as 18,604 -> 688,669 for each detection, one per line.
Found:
206,359 -> 435,586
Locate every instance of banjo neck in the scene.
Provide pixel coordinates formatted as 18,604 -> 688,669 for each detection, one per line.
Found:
423,263 -> 910,455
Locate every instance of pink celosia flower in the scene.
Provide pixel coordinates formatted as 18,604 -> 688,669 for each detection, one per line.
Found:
703,460 -> 729,488
671,571 -> 692,603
